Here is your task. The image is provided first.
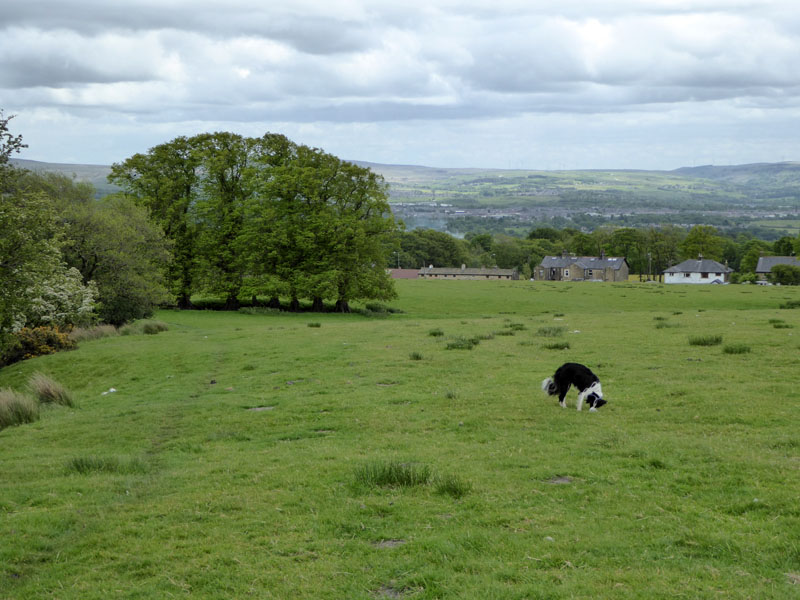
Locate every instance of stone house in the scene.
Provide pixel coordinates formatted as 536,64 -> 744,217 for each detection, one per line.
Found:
536,252 -> 629,282
755,256 -> 800,281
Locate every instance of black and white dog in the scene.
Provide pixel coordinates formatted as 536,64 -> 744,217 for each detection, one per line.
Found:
541,362 -> 606,411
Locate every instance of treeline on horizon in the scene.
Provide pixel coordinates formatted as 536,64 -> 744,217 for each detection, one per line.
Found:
399,225 -> 800,282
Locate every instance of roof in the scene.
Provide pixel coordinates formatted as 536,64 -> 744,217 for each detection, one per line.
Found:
388,268 -> 421,279
664,258 -> 732,274
755,256 -> 800,273
539,256 -> 627,270
419,266 -> 517,276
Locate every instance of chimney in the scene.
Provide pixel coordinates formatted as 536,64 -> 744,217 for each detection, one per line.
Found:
562,249 -> 568,259
600,249 -> 605,260
461,264 -> 466,270
698,254 -> 703,261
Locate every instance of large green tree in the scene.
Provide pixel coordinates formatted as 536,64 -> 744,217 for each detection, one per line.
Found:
109,136 -> 201,308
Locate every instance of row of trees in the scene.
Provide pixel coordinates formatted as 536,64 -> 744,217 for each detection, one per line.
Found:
397,224 -> 800,280
109,132 -> 399,312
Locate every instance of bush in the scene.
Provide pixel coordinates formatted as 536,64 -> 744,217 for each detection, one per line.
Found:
689,334 -> 723,346
768,264 -> 800,286
0,388 -> 40,430
28,372 -> 75,407
1,326 -> 76,366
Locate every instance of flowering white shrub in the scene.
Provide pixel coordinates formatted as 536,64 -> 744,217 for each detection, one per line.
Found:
14,265 -> 98,331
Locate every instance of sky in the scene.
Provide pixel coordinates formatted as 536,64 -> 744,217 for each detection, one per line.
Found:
3,0 -> 800,170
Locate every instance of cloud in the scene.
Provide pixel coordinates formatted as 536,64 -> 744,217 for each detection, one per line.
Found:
3,0 -> 800,167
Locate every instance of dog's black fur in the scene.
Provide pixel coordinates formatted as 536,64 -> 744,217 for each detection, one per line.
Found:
542,362 -> 606,411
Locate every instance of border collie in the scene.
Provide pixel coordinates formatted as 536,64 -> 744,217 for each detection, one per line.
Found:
541,362 -> 606,411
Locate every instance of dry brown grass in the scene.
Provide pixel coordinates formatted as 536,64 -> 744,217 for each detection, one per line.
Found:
28,372 -> 76,407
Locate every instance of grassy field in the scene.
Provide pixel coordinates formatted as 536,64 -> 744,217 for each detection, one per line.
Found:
1,281 -> 799,599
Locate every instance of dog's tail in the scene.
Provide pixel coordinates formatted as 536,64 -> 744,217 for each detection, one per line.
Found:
541,377 -> 557,396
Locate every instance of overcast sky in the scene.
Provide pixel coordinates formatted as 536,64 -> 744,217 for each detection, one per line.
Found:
3,0 -> 800,170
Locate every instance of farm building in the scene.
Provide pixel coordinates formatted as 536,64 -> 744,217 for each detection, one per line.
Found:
388,269 -> 422,279
418,265 -> 518,280
536,252 -> 629,282
755,256 -> 800,281
663,255 -> 732,284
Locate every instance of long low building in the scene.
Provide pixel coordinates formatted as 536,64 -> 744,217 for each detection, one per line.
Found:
418,265 -> 519,280
755,256 -> 800,280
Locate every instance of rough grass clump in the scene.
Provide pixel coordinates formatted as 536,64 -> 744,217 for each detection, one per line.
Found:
656,321 -> 681,329
688,334 -> 723,346
307,322 -> 321,328
723,344 -> 751,355
779,299 -> 800,309
67,456 -> 149,475
543,341 -> 571,350
409,351 -> 424,361
28,372 -> 75,407
68,324 -> 119,343
773,322 -> 793,329
434,473 -> 472,499
445,336 -> 480,350
537,326 -> 566,337
428,328 -> 444,337
0,389 -> 40,430
354,461 -> 431,488
120,320 -> 169,336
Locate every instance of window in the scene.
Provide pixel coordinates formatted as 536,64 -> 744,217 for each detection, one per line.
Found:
564,269 -> 570,278
702,272 -> 709,279
684,273 -> 691,278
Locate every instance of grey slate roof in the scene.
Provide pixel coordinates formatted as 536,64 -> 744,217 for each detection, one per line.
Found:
664,258 -> 732,274
539,256 -> 627,270
755,256 -> 800,273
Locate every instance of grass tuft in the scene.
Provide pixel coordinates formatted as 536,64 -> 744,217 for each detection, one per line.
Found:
434,473 -> 472,499
120,320 -> 169,336
544,341 -> 570,350
537,326 -> 566,337
28,372 -> 75,407
409,351 -> 424,361
68,324 -> 118,343
307,322 -> 321,328
428,328 -> 444,337
67,456 -> 149,475
0,388 -> 40,430
354,461 -> 431,488
688,334 -> 723,346
723,344 -> 751,354
445,336 -> 479,350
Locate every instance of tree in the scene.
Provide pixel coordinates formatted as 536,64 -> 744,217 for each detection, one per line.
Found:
58,192 -> 172,326
109,137 -> 201,308
0,110 -> 27,165
680,225 -> 725,261
768,264 -> 800,285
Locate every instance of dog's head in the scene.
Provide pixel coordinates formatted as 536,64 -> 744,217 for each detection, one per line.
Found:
587,392 -> 606,410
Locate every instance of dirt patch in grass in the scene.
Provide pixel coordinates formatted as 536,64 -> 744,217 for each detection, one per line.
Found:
546,476 -> 574,485
373,539 -> 407,549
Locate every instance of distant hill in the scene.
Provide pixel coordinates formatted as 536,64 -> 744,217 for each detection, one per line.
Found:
9,157 -> 800,238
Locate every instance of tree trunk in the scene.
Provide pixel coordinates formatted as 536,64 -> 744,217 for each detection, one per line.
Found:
335,298 -> 350,313
311,296 -> 325,312
288,296 -> 300,312
266,296 -> 281,309
223,294 -> 240,311
177,293 -> 193,310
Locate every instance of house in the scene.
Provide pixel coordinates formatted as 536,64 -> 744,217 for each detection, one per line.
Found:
536,252 -> 629,282
418,265 -> 518,280
663,255 -> 732,284
755,256 -> 800,281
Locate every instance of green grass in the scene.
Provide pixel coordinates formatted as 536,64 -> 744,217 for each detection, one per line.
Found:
1,280 -> 799,598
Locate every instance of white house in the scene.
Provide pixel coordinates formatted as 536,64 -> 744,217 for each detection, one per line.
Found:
663,255 -> 732,284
